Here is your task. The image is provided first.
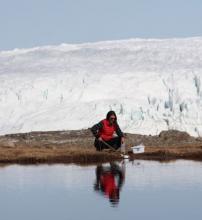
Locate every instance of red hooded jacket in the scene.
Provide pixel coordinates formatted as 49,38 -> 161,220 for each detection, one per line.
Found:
99,119 -> 118,141
91,119 -> 124,141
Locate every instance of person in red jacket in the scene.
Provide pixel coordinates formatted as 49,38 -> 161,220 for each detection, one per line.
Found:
91,111 -> 124,151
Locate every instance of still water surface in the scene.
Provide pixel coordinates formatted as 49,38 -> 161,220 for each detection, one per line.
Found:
0,160 -> 202,220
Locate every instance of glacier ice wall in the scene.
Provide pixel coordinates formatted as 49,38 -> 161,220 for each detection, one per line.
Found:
0,38 -> 202,136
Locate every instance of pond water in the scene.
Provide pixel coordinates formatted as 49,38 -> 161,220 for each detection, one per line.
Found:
0,160 -> 202,220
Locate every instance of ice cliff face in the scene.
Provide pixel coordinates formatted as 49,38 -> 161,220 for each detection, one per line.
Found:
0,37 -> 202,136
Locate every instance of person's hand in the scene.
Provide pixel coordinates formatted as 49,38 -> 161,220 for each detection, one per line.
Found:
121,137 -> 125,144
98,137 -> 103,142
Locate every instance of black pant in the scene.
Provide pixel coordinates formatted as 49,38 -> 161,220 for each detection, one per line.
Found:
94,137 -> 121,151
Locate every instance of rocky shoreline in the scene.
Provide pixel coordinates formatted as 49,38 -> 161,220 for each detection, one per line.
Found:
0,129 -> 202,164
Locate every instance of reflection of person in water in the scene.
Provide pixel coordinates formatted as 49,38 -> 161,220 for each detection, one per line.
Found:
94,162 -> 125,206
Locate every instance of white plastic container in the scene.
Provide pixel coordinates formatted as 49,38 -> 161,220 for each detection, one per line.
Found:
131,144 -> 145,154
121,154 -> 129,159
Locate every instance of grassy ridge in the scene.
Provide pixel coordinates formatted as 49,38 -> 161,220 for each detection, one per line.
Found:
0,129 -> 202,164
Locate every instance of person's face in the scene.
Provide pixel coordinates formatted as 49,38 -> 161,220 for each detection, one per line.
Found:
109,115 -> 116,124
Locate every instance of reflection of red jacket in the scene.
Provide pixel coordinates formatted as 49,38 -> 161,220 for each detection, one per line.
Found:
100,173 -> 117,197
99,119 -> 116,141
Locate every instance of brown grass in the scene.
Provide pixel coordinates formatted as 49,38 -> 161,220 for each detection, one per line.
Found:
0,146 -> 122,165
129,145 -> 202,161
0,144 -> 202,165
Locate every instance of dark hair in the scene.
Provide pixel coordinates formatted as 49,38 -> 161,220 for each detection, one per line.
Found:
109,189 -> 120,206
106,111 -> 117,121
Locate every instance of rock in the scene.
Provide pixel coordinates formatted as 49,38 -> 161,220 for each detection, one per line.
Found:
159,130 -> 191,142
0,139 -> 16,147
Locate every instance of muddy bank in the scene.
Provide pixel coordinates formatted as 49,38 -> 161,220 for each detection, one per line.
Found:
0,129 -> 202,164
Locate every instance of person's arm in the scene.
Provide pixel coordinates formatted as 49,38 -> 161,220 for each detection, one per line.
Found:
91,121 -> 103,138
115,123 -> 124,137
115,123 -> 125,143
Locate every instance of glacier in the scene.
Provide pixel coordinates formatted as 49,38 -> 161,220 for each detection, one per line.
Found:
0,37 -> 202,136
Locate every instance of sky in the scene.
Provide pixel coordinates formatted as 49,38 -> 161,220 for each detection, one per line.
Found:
0,0 -> 202,51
